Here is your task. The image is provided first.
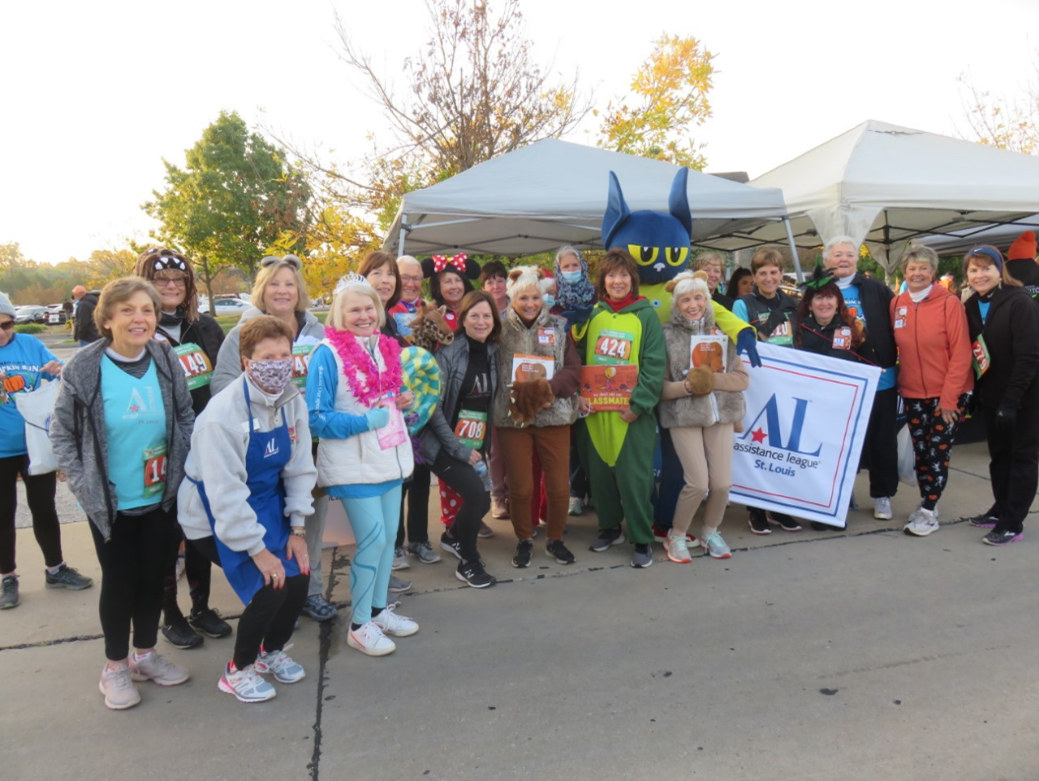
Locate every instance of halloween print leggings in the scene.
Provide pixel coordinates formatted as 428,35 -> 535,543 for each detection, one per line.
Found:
905,394 -> 969,511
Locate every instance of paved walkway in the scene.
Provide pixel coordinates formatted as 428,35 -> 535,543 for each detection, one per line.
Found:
2,439 -> 1037,780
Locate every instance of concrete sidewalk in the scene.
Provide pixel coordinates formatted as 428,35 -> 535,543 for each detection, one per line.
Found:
2,441 -> 1037,780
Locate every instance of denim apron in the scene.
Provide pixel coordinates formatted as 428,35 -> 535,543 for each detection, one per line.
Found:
192,378 -> 298,604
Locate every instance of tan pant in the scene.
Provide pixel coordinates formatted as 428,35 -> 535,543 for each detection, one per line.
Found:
499,425 -> 570,541
669,423 -> 734,537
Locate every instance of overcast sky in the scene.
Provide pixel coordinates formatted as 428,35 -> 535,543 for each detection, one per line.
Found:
1,0 -> 1036,264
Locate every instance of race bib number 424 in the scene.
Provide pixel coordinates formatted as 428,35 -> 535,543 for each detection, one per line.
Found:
594,329 -> 634,365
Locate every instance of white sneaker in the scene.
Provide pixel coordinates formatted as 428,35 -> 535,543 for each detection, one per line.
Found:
873,496 -> 893,520
347,621 -> 396,656
99,663 -> 141,710
218,663 -> 276,702
568,496 -> 584,516
664,530 -> 691,563
129,651 -> 189,686
372,604 -> 419,637
255,644 -> 306,683
903,507 -> 939,537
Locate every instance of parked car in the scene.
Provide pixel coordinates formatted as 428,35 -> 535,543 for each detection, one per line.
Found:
14,306 -> 47,324
44,304 -> 67,325
198,297 -> 252,317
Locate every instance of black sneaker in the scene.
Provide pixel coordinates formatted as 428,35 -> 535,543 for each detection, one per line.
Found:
456,561 -> 496,588
189,607 -> 233,638
589,527 -> 625,552
811,521 -> 840,532
982,528 -> 1023,546
967,513 -> 999,529
546,539 -> 576,564
439,532 -> 464,561
512,539 -> 534,568
767,512 -> 802,532
162,616 -> 204,649
748,508 -> 771,535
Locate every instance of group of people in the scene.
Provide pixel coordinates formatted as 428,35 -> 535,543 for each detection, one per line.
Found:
0,231 -> 1034,712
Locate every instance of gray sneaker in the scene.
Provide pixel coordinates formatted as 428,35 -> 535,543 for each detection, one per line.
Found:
873,496 -> 893,520
392,547 -> 410,570
45,564 -> 93,590
630,544 -> 654,569
388,575 -> 413,594
129,651 -> 189,686
0,575 -> 19,609
407,541 -> 442,564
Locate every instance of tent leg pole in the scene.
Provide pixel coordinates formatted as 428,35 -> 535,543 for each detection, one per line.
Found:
398,213 -> 409,256
783,217 -> 804,282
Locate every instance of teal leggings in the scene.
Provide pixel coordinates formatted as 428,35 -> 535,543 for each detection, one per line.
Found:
342,485 -> 403,625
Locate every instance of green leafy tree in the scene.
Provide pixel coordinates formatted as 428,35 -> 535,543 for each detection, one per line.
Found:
597,34 -> 715,169
144,111 -> 313,310
958,52 -> 1039,155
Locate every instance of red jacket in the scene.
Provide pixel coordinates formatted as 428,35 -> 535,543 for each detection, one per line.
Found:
891,285 -> 973,410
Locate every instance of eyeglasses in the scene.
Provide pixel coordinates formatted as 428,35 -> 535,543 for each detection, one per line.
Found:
400,274 -> 424,283
153,277 -> 187,288
0,321 -> 13,331
260,254 -> 302,270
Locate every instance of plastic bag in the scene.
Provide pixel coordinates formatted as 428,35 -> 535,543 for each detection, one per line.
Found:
14,380 -> 58,475
896,424 -> 917,487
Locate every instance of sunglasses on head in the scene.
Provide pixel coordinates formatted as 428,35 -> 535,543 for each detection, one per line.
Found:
260,254 -> 302,270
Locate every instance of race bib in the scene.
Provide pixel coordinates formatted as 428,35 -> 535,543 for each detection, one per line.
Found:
894,318 -> 906,329
766,320 -> 793,346
972,336 -> 990,379
832,327 -> 852,350
143,443 -> 168,498
594,329 -> 634,365
174,343 -> 213,390
538,327 -> 556,346
454,409 -> 487,449
291,344 -> 315,388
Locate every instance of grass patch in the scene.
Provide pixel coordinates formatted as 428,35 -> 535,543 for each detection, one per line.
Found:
14,323 -> 46,334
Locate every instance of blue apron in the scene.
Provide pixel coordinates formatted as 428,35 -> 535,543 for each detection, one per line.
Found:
193,378 -> 299,604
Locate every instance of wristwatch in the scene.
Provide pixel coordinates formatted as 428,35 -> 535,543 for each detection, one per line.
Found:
291,528 -> 306,538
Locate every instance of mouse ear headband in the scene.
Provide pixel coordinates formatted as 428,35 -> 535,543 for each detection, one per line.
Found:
422,253 -> 481,280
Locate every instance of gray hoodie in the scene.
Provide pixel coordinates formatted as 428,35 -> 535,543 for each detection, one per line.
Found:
51,339 -> 195,539
210,307 -> 325,394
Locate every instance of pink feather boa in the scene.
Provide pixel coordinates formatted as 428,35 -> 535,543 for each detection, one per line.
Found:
324,327 -> 403,408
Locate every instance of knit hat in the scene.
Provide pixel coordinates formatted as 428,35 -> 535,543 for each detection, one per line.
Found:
1007,231 -> 1037,261
0,292 -> 16,319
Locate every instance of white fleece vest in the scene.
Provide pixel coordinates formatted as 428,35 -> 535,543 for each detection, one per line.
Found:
315,338 -> 414,488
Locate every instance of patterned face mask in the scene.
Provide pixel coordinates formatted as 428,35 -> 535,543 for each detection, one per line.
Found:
246,359 -> 294,395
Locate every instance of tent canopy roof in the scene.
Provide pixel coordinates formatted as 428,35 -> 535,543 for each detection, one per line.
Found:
737,120 -> 1039,262
383,138 -> 788,257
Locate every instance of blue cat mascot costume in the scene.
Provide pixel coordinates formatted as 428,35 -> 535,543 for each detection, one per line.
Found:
582,167 -> 760,539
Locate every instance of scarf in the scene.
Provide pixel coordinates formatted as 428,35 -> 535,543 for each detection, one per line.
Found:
604,293 -> 641,312
324,327 -> 403,408
555,258 -> 596,312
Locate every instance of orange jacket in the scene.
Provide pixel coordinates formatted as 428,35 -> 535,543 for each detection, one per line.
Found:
891,285 -> 973,410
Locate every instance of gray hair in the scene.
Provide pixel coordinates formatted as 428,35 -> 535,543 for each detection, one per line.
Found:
823,235 -> 858,261
396,255 -> 421,272
901,245 -> 939,273
555,245 -> 583,265
695,250 -> 726,269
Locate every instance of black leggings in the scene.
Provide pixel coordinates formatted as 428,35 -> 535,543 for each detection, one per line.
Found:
397,462 -> 432,548
863,386 -> 900,499
190,536 -> 307,670
162,522 -> 212,621
89,507 -> 175,661
431,451 -> 489,563
0,454 -> 62,574
984,403 -> 1039,535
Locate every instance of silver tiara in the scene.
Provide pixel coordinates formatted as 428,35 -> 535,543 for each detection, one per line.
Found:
333,272 -> 374,296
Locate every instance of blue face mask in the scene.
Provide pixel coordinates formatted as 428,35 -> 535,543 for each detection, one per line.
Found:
560,270 -> 583,284
542,294 -> 556,308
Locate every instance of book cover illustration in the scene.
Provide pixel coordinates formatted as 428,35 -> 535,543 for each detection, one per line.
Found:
580,365 -> 639,411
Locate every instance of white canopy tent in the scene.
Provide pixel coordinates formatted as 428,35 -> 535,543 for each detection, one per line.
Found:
734,120 -> 1039,271
382,138 -> 801,276
918,214 -> 1039,256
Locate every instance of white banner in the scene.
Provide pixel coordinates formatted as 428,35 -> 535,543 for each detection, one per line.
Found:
730,343 -> 881,528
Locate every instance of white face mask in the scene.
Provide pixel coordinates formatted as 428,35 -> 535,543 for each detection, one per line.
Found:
246,358 -> 294,395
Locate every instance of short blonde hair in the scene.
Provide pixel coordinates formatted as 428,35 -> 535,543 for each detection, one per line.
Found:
901,245 -> 939,274
95,278 -> 162,340
252,255 -> 310,313
326,282 -> 386,331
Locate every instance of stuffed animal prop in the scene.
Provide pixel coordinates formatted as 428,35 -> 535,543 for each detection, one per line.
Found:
507,378 -> 556,427
406,301 -> 456,352
601,168 -> 760,369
